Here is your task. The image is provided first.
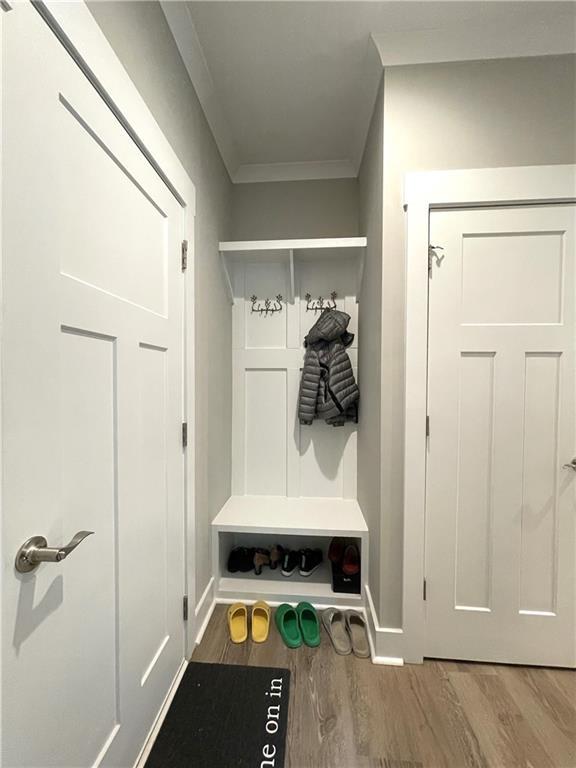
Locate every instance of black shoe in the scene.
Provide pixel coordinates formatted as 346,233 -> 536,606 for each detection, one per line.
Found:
227,547 -> 254,573
299,548 -> 323,577
281,549 -> 299,577
227,547 -> 241,573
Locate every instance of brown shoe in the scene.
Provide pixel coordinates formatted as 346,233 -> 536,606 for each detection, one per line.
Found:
253,548 -> 270,575
269,544 -> 284,570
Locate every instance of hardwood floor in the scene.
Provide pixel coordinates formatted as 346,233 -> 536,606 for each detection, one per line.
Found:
193,605 -> 576,768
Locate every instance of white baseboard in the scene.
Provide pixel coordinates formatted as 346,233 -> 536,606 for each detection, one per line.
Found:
133,658 -> 188,768
194,577 -> 216,646
371,654 -> 405,666
364,584 -> 405,665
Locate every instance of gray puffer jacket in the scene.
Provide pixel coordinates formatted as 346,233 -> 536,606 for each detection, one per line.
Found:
298,309 -> 359,426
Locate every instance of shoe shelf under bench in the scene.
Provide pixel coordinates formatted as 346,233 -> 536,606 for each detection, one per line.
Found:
212,495 -> 369,608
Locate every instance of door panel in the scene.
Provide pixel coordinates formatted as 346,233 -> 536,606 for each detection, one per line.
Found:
2,4 -> 186,766
520,352 -> 561,614
454,351 -> 495,611
426,205 -> 575,667
56,94 -> 168,315
61,328 -> 118,760
460,231 -> 563,324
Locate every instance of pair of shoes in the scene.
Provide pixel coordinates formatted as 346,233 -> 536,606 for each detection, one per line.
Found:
322,608 -> 370,658
275,602 -> 321,649
227,547 -> 255,573
281,548 -> 323,577
328,538 -> 360,576
228,601 -> 270,643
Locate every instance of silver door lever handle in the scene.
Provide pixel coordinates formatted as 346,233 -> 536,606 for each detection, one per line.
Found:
15,531 -> 94,573
562,458 -> 576,471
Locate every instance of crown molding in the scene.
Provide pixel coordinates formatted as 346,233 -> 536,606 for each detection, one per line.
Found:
160,1 -> 240,179
233,159 -> 356,184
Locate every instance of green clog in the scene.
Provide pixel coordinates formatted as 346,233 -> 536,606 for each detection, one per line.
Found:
275,603 -> 302,648
296,601 -> 321,647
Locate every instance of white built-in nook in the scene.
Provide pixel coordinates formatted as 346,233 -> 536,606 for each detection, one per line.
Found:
212,238 -> 369,606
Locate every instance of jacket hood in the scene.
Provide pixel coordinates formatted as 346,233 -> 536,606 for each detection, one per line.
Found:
304,309 -> 354,348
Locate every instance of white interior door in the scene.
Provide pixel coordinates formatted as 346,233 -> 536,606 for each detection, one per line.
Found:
426,204 -> 575,667
2,3 -> 187,766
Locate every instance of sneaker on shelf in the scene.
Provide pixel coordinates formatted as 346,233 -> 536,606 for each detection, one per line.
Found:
342,544 -> 360,576
299,548 -> 323,577
281,549 -> 299,577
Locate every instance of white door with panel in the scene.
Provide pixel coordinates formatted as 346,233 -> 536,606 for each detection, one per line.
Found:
2,3 -> 186,766
426,205 -> 575,666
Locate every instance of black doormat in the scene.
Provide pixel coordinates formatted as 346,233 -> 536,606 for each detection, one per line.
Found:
145,662 -> 290,768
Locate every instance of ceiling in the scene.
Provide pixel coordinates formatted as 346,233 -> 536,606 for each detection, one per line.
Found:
161,1 -> 576,183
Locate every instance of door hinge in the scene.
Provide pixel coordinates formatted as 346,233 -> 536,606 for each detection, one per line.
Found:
181,240 -> 188,272
423,578 -> 427,601
182,422 -> 188,448
183,595 -> 189,621
426,415 -> 430,437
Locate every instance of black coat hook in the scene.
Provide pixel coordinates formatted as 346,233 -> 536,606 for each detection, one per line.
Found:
250,294 -> 284,316
305,291 -> 337,313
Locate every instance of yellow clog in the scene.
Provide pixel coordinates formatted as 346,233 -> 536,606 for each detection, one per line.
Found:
228,602 -> 248,643
251,600 -> 271,643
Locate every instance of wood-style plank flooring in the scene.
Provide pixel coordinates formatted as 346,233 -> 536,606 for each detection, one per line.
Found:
193,605 -> 576,768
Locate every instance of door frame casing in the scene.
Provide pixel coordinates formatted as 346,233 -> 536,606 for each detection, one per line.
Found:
2,0 -> 197,657
402,164 -> 576,663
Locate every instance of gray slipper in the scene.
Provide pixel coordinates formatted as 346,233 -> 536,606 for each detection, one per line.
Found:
322,608 -> 352,655
345,610 -> 370,658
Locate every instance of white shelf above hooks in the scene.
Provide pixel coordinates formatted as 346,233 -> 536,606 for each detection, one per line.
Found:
218,236 -> 367,305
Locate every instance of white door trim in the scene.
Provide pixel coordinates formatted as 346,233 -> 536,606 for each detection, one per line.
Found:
4,0 -> 197,657
402,164 -> 576,663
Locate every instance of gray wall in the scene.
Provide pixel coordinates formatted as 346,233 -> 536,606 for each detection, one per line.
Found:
379,53 -> 576,627
357,78 -> 384,617
231,179 -> 359,239
87,1 -> 233,607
